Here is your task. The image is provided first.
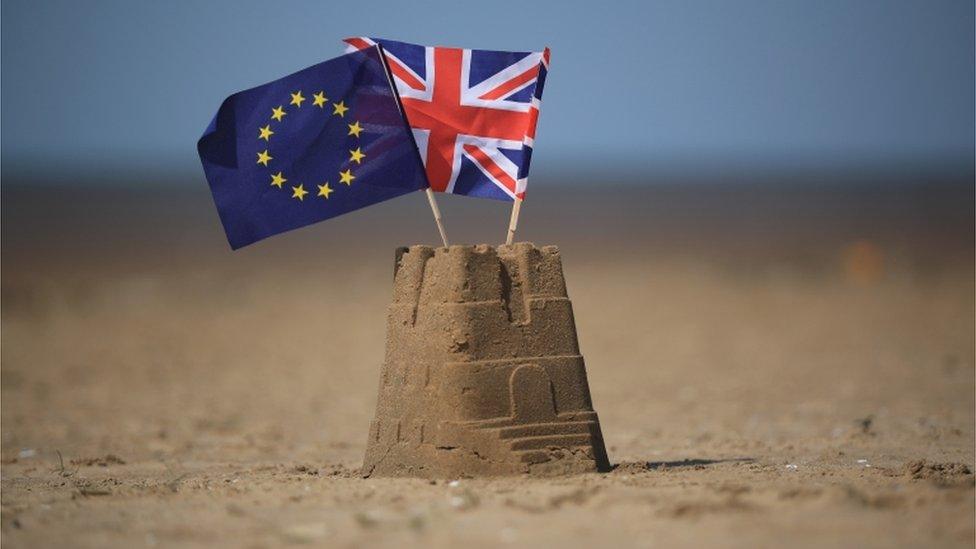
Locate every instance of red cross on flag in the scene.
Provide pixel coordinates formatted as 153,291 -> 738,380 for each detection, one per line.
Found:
344,37 -> 550,202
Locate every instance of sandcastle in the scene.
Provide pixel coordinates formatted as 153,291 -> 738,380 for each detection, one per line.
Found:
363,242 -> 610,477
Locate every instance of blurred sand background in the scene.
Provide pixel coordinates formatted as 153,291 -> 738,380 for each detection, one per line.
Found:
1,179 -> 973,547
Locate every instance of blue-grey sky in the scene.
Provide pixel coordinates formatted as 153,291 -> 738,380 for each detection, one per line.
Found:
2,0 -> 973,181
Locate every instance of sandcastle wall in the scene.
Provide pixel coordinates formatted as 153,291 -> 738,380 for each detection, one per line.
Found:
363,242 -> 610,478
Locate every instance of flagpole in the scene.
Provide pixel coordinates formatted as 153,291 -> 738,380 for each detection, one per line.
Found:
426,188 -> 450,247
372,42 -> 450,248
504,197 -> 522,245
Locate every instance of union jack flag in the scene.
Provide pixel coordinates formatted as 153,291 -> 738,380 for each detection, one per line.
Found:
344,37 -> 550,201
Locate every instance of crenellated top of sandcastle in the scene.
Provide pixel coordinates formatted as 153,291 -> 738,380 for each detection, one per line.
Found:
392,242 -> 567,305
386,242 -> 579,360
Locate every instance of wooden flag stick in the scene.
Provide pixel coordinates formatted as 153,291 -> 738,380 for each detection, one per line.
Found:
505,197 -> 523,245
425,188 -> 450,247
375,45 -> 448,248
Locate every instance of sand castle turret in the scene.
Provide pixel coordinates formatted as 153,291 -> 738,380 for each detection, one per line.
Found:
363,242 -> 610,477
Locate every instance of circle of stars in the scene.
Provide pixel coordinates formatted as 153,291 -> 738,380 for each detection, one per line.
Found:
256,89 -> 367,203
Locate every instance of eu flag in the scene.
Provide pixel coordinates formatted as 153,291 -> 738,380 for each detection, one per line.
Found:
198,47 -> 428,249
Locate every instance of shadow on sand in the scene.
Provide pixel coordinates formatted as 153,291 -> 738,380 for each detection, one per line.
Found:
611,457 -> 756,473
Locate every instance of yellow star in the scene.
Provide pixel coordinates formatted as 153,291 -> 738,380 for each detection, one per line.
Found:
332,100 -> 348,117
256,149 -> 272,166
291,184 -> 308,201
317,182 -> 333,199
290,91 -> 305,107
271,106 -> 286,122
339,169 -> 355,185
270,171 -> 287,188
312,91 -> 328,108
347,121 -> 363,137
258,125 -> 274,141
349,147 -> 366,164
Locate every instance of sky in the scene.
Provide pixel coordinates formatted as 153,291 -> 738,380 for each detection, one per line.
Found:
1,0 -> 973,182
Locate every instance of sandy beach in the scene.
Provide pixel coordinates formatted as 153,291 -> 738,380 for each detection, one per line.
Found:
2,182 -> 973,547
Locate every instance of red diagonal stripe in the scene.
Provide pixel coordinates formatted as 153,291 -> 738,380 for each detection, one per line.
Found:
387,59 -> 426,91
344,37 -> 373,50
463,144 -> 516,194
478,65 -> 539,100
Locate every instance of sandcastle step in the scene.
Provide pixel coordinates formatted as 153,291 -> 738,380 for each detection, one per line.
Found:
515,447 -> 594,464
464,411 -> 600,430
497,421 -> 594,439
508,433 -> 595,451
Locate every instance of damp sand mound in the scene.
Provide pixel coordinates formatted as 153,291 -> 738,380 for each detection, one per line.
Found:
363,243 -> 610,478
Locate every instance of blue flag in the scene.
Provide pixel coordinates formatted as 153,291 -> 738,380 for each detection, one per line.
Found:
198,47 -> 428,249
